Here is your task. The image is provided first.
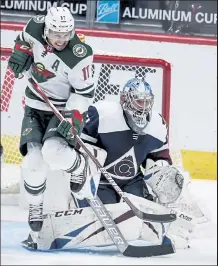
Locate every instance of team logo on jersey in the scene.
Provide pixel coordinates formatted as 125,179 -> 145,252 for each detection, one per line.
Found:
106,155 -> 136,179
105,148 -> 138,180
72,44 -> 87,57
33,15 -> 45,23
31,63 -> 56,83
22,128 -> 32,136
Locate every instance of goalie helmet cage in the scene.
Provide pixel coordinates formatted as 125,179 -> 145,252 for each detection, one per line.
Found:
1,46 -> 181,195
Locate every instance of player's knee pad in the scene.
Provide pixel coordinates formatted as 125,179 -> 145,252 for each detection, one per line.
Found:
21,142 -> 49,201
42,137 -> 77,170
144,159 -> 190,205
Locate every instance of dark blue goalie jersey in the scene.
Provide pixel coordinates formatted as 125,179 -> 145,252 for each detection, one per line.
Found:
81,100 -> 172,183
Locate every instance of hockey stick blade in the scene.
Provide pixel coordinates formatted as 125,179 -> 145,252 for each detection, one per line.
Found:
123,242 -> 175,257
28,77 -> 176,224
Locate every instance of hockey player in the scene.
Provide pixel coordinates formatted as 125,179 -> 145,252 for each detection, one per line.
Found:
8,6 -> 95,232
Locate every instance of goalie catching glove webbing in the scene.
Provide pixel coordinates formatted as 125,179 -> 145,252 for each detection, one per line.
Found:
8,39 -> 33,78
57,110 -> 84,147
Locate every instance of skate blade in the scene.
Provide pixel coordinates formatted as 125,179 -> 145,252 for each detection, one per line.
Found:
21,232 -> 38,250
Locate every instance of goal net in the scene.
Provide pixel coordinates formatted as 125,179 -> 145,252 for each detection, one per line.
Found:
1,47 -> 181,203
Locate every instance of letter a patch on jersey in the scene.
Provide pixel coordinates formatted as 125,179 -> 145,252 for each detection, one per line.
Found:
105,148 -> 138,180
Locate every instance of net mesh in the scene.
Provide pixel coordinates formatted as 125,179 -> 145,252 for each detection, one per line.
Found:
1,55 -> 23,165
92,63 -> 156,103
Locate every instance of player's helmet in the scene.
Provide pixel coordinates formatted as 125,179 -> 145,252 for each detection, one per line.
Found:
44,7 -> 75,42
120,77 -> 154,134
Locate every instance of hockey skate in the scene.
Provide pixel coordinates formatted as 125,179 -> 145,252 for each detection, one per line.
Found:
69,153 -> 88,193
28,202 -> 43,232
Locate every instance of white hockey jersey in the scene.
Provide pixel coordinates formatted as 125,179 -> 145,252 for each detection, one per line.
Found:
17,15 -> 94,112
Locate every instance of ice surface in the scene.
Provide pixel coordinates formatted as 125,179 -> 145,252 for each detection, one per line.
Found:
1,179 -> 217,265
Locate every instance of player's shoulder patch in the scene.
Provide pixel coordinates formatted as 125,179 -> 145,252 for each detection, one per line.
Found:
61,37 -> 93,68
72,42 -> 93,59
69,35 -> 93,58
72,43 -> 88,58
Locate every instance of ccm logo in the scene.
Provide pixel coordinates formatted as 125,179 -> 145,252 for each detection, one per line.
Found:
55,209 -> 83,217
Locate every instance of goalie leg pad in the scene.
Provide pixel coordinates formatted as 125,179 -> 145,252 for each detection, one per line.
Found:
23,202 -> 164,251
24,199 -> 192,251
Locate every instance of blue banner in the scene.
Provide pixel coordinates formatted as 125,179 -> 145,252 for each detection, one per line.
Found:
96,0 -> 120,24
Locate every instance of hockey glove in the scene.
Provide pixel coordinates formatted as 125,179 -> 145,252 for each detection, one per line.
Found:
57,110 -> 84,147
8,39 -> 33,78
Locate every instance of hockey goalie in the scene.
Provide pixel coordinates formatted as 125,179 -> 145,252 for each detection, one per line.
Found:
20,74 -> 210,254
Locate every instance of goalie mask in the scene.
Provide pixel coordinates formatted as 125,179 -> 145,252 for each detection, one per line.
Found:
120,77 -> 154,134
44,7 -> 75,51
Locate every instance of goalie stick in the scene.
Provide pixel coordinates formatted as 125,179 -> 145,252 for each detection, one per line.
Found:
28,77 -> 176,224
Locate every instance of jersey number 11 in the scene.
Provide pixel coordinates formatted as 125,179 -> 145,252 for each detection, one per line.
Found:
82,65 -> 91,81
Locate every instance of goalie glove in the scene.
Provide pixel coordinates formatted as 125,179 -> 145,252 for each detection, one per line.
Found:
57,110 -> 84,147
144,159 -> 210,226
8,38 -> 33,78
144,159 -> 190,205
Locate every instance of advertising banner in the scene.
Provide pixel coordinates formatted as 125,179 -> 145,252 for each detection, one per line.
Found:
0,0 -> 87,15
96,0 -> 120,24
1,0 -> 217,37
